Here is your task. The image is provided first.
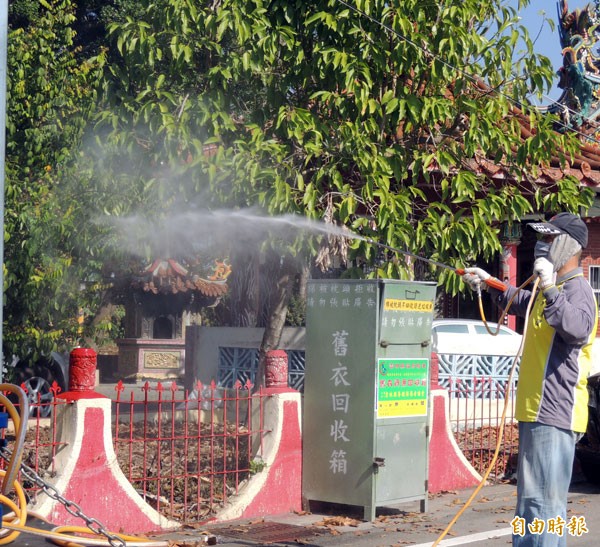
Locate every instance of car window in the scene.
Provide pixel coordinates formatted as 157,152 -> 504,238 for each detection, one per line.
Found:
433,325 -> 469,334
473,325 -> 512,336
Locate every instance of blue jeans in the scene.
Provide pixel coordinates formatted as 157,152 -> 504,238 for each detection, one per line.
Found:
513,421 -> 578,547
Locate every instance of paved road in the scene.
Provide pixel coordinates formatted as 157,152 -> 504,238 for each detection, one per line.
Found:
150,480 -> 600,547
11,477 -> 600,546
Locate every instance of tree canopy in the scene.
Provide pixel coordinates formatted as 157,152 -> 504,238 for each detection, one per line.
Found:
3,0 -> 594,359
97,0 -> 592,283
4,0 -> 106,359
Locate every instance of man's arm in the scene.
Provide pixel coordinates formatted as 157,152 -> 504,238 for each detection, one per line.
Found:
543,278 -> 596,345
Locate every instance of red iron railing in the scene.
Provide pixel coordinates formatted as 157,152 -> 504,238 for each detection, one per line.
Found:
14,382 -> 65,480
2,380 -> 268,524
446,377 -> 518,481
111,380 -> 266,523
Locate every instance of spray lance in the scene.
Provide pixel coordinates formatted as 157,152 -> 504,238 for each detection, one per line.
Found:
359,237 -> 511,332
360,237 -> 508,292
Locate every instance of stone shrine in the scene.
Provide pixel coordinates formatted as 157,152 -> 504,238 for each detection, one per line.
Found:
117,257 -> 230,380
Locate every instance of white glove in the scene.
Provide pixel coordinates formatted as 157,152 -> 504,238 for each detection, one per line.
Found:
463,267 -> 491,292
533,257 -> 554,290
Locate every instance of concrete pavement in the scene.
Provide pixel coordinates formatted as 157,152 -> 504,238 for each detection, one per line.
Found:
11,479 -> 600,546
149,481 -> 600,546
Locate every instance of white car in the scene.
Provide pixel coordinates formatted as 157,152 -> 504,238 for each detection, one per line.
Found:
432,319 -> 523,357
431,319 -> 523,396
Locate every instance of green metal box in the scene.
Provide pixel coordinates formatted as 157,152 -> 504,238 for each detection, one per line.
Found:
302,279 -> 437,520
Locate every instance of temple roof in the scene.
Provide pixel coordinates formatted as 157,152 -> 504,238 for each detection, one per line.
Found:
468,149 -> 600,188
542,0 -> 600,186
423,2 -> 600,191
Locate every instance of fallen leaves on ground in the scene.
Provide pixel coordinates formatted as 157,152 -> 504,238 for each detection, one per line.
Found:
313,516 -> 362,528
167,537 -> 217,546
21,422 -> 250,524
455,423 -> 519,479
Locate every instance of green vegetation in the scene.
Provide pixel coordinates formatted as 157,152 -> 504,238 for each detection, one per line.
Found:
3,1 -> 592,371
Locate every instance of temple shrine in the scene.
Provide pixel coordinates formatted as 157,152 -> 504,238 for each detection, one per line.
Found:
117,257 -> 231,380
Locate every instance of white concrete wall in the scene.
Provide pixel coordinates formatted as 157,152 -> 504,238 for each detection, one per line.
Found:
184,326 -> 306,388
447,397 -> 517,430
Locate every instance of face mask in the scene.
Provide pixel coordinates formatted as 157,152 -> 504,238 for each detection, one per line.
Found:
548,234 -> 581,271
534,240 -> 551,260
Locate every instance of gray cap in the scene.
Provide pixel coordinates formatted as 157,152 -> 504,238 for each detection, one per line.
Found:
528,212 -> 588,249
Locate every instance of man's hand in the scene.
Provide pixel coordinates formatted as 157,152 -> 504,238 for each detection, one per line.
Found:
533,257 -> 554,290
463,267 -> 491,292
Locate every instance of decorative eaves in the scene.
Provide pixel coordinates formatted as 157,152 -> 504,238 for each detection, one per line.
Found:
131,258 -> 230,297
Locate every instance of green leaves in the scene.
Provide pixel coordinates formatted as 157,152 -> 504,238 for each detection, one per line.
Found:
4,0 -> 107,357
92,0 -> 595,299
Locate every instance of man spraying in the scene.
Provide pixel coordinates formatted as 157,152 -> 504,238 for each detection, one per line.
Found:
463,213 -> 598,547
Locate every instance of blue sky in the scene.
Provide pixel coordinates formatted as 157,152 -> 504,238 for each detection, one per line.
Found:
509,0 -> 591,103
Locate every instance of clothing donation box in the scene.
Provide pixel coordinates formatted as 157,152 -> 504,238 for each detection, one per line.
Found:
303,279 -> 436,520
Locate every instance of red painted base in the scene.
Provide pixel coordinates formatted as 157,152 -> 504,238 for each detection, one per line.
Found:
48,407 -> 162,533
240,398 -> 302,517
428,391 -> 481,492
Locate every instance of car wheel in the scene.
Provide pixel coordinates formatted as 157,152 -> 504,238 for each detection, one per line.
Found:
12,363 -> 60,418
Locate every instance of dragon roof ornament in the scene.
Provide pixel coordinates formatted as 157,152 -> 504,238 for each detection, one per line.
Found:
131,257 -> 231,297
551,0 -> 600,133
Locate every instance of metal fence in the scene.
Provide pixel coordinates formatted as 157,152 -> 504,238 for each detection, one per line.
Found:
18,389 -> 64,488
437,353 -> 519,397
4,381 -> 269,525
447,377 -> 518,481
218,348 -> 306,391
111,380 -> 267,523
4,376 -> 516,524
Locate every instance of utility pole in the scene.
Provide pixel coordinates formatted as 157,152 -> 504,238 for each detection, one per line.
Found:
0,0 -> 8,383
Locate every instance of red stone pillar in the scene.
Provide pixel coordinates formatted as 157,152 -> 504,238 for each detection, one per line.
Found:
428,389 -> 481,492
58,348 -> 105,401
265,350 -> 292,393
69,348 -> 97,392
500,243 -> 518,331
219,349 -> 302,520
33,378 -> 177,532
500,223 -> 522,332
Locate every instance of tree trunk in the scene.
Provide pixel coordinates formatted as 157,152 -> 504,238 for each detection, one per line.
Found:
228,248 -> 260,327
255,255 -> 296,389
298,261 -> 309,300
83,295 -> 121,350
258,250 -> 282,327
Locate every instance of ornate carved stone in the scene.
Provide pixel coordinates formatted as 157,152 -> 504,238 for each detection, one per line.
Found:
265,350 -> 289,389
144,351 -> 180,369
69,348 -> 97,392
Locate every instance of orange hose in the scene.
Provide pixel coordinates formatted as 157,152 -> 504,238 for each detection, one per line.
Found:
432,277 -> 540,546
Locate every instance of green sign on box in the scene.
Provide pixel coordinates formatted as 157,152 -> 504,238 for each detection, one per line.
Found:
377,357 -> 429,418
